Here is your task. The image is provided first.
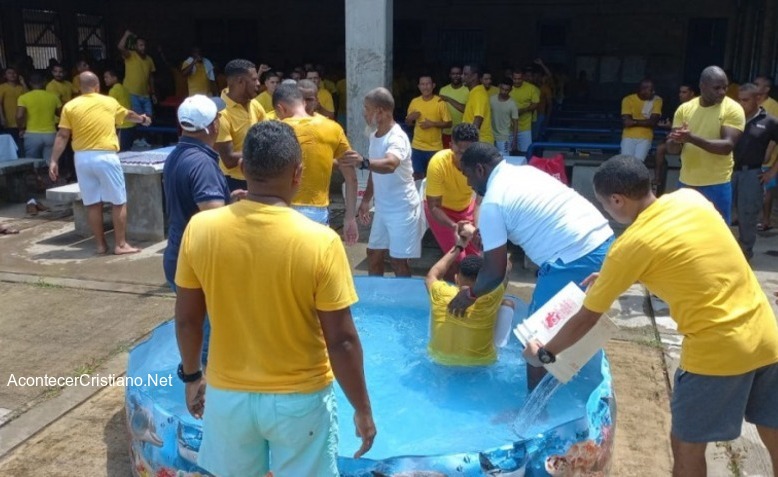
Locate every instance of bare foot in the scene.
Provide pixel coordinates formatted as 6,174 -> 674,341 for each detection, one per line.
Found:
114,243 -> 141,255
0,224 -> 20,235
95,246 -> 108,255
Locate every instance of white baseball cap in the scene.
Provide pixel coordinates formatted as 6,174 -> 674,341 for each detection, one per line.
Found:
177,95 -> 226,133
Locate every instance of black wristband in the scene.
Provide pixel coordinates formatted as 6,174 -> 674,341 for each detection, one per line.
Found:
177,363 -> 202,383
360,157 -> 370,170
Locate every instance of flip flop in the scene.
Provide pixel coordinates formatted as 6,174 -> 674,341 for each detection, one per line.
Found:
757,223 -> 773,232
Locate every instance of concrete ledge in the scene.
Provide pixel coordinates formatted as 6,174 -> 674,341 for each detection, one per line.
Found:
0,159 -> 45,175
46,183 -> 81,202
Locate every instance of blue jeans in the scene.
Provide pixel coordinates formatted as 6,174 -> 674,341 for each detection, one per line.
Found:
165,259 -> 210,365
679,181 -> 732,225
117,128 -> 135,152
130,94 -> 153,116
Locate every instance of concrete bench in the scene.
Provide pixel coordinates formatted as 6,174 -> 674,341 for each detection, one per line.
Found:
0,158 -> 46,202
46,183 -> 111,237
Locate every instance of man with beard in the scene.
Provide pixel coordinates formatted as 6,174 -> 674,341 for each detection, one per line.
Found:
439,66 -> 470,148
118,30 -> 157,118
45,64 -> 73,104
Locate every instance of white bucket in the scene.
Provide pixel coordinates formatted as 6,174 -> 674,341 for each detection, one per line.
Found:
513,282 -> 618,383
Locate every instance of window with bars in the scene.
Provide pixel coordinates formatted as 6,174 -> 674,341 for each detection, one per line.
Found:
0,23 -> 7,69
23,9 -> 62,69
76,13 -> 107,62
436,29 -> 485,69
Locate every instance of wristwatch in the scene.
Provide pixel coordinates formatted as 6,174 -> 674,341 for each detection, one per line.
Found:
360,157 -> 370,170
537,347 -> 557,364
177,363 -> 203,383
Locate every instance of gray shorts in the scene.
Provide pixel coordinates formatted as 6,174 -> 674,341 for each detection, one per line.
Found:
671,362 -> 778,442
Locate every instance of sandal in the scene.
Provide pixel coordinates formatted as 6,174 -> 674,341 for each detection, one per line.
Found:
757,223 -> 773,232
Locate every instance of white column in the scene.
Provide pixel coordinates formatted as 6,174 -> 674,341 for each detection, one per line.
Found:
345,0 -> 393,154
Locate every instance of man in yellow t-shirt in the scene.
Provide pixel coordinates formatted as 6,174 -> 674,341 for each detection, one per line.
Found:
667,66 -> 745,224
180,47 -> 215,97
425,123 -> 480,264
524,155 -> 778,477
70,60 -> 90,96
336,76 -> 347,127
48,72 -> 151,255
214,59 -> 265,191
118,30 -> 156,117
104,69 -> 137,152
510,71 -> 540,153
15,73 -> 61,163
405,75 -> 452,179
273,83 -> 360,244
425,235 -> 514,367
439,66 -> 470,148
481,71 -> 499,97
306,70 -> 335,120
754,75 -> 778,229
0,67 -> 27,139
256,71 -> 279,113
174,121 -> 375,476
620,79 -> 663,161
45,65 -> 73,104
460,64 -> 494,144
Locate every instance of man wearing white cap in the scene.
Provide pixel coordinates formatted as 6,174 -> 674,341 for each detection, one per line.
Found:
164,95 -> 234,366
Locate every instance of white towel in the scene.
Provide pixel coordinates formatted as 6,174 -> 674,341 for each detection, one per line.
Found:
182,57 -> 215,81
641,96 -> 657,119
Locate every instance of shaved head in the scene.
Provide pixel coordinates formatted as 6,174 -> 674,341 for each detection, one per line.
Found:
79,71 -> 100,92
700,66 -> 727,85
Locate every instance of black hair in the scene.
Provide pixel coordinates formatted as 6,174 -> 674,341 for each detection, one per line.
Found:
460,142 -> 502,169
754,75 -> 774,87
104,68 -> 122,81
593,155 -> 651,199
261,71 -> 280,83
452,123 -> 480,143
499,77 -> 513,88
272,83 -> 303,108
459,255 -> 483,280
679,83 -> 697,95
28,72 -> 45,87
242,121 -> 302,181
224,59 -> 256,79
417,73 -> 434,83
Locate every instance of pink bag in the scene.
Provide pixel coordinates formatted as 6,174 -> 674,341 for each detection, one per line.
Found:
529,154 -> 569,185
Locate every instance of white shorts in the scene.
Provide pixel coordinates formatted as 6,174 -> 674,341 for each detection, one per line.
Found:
620,138 -> 652,161
515,130 -> 533,154
368,204 -> 423,259
74,150 -> 126,206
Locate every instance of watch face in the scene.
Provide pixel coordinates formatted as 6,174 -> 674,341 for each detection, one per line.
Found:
539,349 -> 553,364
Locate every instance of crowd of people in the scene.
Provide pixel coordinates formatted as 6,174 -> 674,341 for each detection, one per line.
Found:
1,35 -> 778,477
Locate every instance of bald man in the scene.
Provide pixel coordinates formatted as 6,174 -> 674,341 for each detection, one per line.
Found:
49,72 -> 151,255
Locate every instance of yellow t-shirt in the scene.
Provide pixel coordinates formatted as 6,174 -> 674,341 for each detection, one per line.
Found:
407,95 -> 452,151
45,80 -> 73,104
584,189 -> 778,376
182,60 -> 210,96
323,79 -> 337,95
425,149 -> 474,211
108,83 -> 136,129
463,85 -> 494,143
621,94 -> 663,140
485,86 -> 499,97
510,83 -> 540,132
428,281 -> 506,366
672,96 -> 745,186
0,82 -> 26,128
175,201 -> 358,392
123,51 -> 156,96
257,91 -> 274,113
216,91 -> 267,180
318,88 -> 335,114
72,75 -> 81,95
761,97 -> 778,167
284,115 -> 350,207
17,90 -> 61,133
439,84 -> 469,135
58,93 -> 128,151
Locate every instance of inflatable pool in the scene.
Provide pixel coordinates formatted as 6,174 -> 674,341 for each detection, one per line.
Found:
126,277 -> 615,476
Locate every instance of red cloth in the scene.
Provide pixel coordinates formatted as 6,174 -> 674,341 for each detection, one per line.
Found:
529,153 -> 569,185
424,200 -> 479,261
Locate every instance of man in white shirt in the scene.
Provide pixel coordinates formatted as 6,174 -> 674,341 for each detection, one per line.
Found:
355,87 -> 423,277
449,142 -> 614,389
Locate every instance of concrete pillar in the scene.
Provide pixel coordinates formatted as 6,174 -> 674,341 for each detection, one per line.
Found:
345,0 -> 393,155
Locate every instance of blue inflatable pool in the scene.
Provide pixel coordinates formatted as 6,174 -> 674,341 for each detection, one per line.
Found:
126,277 -> 615,477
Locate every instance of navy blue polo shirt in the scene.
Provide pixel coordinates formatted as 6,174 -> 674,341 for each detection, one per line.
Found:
162,136 -> 230,284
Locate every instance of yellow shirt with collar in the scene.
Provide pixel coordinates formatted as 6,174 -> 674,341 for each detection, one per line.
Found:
123,51 -> 156,96
621,93 -> 663,140
0,82 -> 26,127
108,83 -> 136,129
407,95 -> 452,151
584,189 -> 778,376
216,91 -> 267,180
175,200 -> 358,393
428,281 -> 506,366
46,80 -> 73,104
510,82 -> 540,132
58,93 -> 128,151
463,84 -> 494,143
439,84 -> 469,135
17,89 -> 61,133
425,149 -> 474,211
257,91 -> 274,113
317,88 -> 335,114
672,96 -> 745,186
284,115 -> 350,207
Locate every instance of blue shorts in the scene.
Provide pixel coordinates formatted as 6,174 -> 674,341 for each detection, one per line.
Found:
130,94 -> 153,117
411,149 -> 437,176
679,181 -> 732,225
529,235 -> 614,314
671,362 -> 778,442
198,385 -> 339,477
292,205 -> 329,225
762,166 -> 777,191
